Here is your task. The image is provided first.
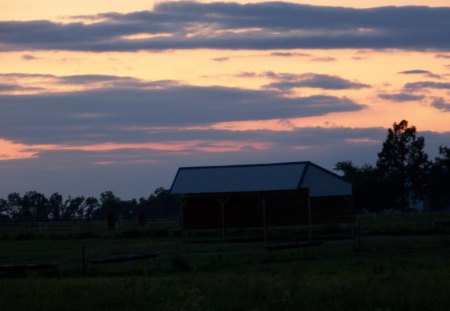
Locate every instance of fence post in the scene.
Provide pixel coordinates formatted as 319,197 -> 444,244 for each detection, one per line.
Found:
356,220 -> 362,250
307,197 -> 312,241
81,245 -> 87,273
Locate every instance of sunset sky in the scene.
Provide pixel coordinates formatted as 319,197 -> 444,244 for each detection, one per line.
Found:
1,0 -> 450,198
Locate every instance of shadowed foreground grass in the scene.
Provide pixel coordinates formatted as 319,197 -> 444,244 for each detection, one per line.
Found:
2,216 -> 450,310
2,240 -> 450,311
1,267 -> 449,310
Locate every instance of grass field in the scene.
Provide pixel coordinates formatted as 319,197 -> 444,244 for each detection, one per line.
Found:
1,214 -> 450,310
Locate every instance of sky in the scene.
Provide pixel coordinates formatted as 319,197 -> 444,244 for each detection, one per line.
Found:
1,0 -> 450,199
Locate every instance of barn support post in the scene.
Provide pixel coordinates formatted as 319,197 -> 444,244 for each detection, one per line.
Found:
180,198 -> 188,243
260,194 -> 269,245
356,219 -> 362,250
218,197 -> 229,243
81,245 -> 87,274
307,195 -> 312,241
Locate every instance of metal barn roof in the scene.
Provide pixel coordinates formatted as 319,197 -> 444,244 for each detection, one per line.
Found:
170,161 -> 352,197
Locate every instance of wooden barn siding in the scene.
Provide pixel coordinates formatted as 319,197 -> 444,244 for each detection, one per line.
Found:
182,199 -> 223,230
310,196 -> 353,224
182,191 -> 352,230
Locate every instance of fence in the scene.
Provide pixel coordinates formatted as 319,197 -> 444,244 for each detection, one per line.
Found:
2,211 -> 450,277
0,217 -> 179,239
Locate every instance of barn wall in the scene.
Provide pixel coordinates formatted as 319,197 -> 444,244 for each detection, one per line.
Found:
311,195 -> 353,224
182,190 -> 341,229
224,195 -> 263,228
182,198 -> 222,230
302,165 -> 352,197
182,191 -> 353,230
266,192 -> 308,226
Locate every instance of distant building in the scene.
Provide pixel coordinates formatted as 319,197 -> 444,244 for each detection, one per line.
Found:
170,161 -> 353,240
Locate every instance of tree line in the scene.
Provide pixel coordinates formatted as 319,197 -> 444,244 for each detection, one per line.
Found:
1,119 -> 449,221
0,187 -> 180,222
335,120 -> 450,213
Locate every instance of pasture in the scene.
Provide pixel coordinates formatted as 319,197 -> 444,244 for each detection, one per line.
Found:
1,213 -> 450,310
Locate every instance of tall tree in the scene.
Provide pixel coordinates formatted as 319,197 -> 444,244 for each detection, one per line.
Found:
429,146 -> 450,210
62,196 -> 85,220
335,161 -> 383,213
0,198 -> 8,221
99,191 -> 120,218
22,191 -> 49,221
49,192 -> 63,220
8,192 -> 23,220
376,120 -> 430,210
82,196 -> 100,219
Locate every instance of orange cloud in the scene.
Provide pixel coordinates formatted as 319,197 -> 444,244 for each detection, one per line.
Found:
0,139 -> 57,160
345,138 -> 381,144
0,138 -> 272,161
62,141 -> 272,153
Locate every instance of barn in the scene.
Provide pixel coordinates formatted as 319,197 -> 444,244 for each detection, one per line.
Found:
169,161 -> 353,241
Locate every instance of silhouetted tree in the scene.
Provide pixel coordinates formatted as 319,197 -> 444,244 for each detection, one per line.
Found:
0,187 -> 183,221
98,191 -> 120,220
8,192 -> 23,221
82,196 -> 100,219
429,146 -> 450,210
22,191 -> 49,221
136,187 -> 180,219
376,120 -> 430,210
335,161 -> 382,213
49,192 -> 63,220
0,198 -> 8,221
121,198 -> 138,219
62,196 -> 85,220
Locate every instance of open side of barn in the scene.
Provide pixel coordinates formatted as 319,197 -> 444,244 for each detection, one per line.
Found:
169,161 -> 353,242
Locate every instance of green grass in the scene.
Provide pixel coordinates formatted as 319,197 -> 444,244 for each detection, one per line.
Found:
356,211 -> 450,235
2,214 -> 450,310
2,237 -> 450,310
2,211 -> 450,242
0,219 -> 179,241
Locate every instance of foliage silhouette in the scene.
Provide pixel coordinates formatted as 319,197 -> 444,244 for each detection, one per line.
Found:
1,120 -> 449,219
0,188 -> 180,222
336,120 -> 448,212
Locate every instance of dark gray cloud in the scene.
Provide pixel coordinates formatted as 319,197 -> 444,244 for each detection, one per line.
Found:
263,72 -> 370,91
400,70 -> 429,74
436,54 -> 450,59
0,73 -> 54,79
2,124 -> 449,199
0,124 -> 387,198
399,70 -> 441,79
1,2 -> 450,51
0,73 -> 181,90
56,74 -> 179,89
212,51 -> 311,62
404,81 -> 450,91
400,70 -> 433,75
21,54 -> 37,60
0,71 -> 446,199
0,84 -> 26,91
236,72 -> 258,78
212,57 -> 230,62
378,93 -> 425,102
0,83 -> 43,92
310,57 -> 336,62
0,83 -> 364,144
270,52 -> 311,57
431,97 -> 450,111
57,74 -> 138,85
